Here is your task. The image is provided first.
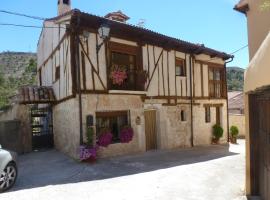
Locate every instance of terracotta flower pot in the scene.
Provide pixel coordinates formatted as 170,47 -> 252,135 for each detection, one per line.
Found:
212,138 -> 220,144
230,137 -> 237,144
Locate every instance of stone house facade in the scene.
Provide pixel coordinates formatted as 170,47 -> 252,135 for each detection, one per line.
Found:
37,0 -> 233,159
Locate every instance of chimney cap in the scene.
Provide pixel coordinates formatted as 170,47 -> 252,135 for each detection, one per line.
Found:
104,10 -> 130,23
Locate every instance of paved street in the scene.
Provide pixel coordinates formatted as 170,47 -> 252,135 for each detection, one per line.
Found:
0,140 -> 246,200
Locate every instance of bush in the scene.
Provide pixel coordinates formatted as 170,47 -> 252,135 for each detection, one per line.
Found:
230,126 -> 239,138
213,124 -> 224,139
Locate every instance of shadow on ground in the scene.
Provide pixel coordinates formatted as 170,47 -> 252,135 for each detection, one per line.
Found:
8,144 -> 238,192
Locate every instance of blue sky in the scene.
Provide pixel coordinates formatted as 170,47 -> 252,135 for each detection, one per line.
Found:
0,0 -> 248,68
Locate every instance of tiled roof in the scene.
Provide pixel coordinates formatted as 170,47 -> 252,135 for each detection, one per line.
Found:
17,86 -> 56,104
45,9 -> 233,60
228,91 -> 244,110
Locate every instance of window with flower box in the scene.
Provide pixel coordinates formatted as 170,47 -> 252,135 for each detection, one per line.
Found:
209,67 -> 225,98
96,111 -> 130,143
108,42 -> 146,91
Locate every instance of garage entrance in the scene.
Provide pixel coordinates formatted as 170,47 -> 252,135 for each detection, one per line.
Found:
249,91 -> 270,200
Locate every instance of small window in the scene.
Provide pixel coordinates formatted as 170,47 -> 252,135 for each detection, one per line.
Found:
55,66 -> 60,81
181,110 -> 187,121
205,107 -> 211,123
96,111 -> 130,143
175,58 -> 186,76
63,0 -> 70,5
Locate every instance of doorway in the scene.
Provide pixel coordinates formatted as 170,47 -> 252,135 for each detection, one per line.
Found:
144,109 -> 157,151
249,92 -> 270,200
31,106 -> 54,150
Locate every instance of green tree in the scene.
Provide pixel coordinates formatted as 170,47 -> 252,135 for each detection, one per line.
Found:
0,73 -> 5,85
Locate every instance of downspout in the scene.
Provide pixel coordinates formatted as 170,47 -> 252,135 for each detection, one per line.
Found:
189,54 -> 194,147
225,56 -> 234,143
75,15 -> 83,145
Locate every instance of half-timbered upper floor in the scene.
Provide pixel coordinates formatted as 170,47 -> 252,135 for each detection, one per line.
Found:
37,10 -> 233,103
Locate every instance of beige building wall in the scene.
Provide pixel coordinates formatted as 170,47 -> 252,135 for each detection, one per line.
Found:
245,0 -> 270,59
193,100 -> 228,145
244,32 -> 270,196
229,114 -> 245,138
53,97 -> 80,159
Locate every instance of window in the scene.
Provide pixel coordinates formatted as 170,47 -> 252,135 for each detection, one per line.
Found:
55,66 -> 60,82
175,58 -> 186,76
209,67 -> 224,98
63,0 -> 70,5
205,107 -> 211,123
108,42 -> 145,91
181,110 -> 187,121
96,111 -> 130,143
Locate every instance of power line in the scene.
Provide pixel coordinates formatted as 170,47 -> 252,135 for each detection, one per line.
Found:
230,44 -> 248,55
0,10 -> 46,21
0,23 -> 66,29
203,44 -> 248,63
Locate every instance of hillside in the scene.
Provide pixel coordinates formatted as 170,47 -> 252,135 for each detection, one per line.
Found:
226,67 -> 244,91
0,52 -> 37,109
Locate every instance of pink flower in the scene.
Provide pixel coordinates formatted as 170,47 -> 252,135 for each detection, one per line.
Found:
97,131 -> 113,147
120,127 -> 134,143
110,68 -> 128,86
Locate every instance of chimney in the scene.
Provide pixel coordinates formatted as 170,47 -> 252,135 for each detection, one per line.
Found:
104,10 -> 130,23
58,0 -> 71,16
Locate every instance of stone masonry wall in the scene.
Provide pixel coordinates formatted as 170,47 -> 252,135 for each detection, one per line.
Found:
229,114 -> 245,138
81,94 -> 145,158
53,97 -> 80,159
193,99 -> 228,145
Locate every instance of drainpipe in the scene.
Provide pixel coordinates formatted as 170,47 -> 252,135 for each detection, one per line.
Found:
75,16 -> 83,145
189,54 -> 194,147
225,56 -> 234,143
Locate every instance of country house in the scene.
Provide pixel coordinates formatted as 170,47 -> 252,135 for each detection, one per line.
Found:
30,0 -> 233,159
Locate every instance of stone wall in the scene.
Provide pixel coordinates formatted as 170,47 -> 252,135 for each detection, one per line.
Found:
53,95 -> 228,159
53,97 -> 80,159
193,99 -> 228,145
81,94 -> 145,158
0,104 -> 32,153
229,114 -> 245,138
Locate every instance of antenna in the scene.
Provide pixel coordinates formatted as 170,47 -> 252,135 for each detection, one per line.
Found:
137,19 -> 146,28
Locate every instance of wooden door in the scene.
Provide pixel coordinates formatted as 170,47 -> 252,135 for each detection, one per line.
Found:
216,107 -> 221,125
144,109 -> 157,151
258,99 -> 270,200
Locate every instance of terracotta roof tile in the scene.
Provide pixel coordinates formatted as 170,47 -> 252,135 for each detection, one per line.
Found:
17,86 -> 56,104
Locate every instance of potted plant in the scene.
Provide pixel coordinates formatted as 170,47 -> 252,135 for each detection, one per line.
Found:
212,124 -> 224,144
230,125 -> 239,144
120,126 -> 134,143
97,129 -> 113,147
79,127 -> 98,162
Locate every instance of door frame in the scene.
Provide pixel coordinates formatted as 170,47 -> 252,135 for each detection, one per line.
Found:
144,109 -> 158,151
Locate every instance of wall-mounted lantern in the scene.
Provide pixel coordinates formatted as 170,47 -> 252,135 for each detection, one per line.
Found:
96,23 -> 111,53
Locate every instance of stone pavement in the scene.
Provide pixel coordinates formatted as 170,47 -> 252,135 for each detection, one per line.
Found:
0,140 -> 246,200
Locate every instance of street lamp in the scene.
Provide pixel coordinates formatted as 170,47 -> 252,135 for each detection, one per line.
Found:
96,23 -> 111,53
